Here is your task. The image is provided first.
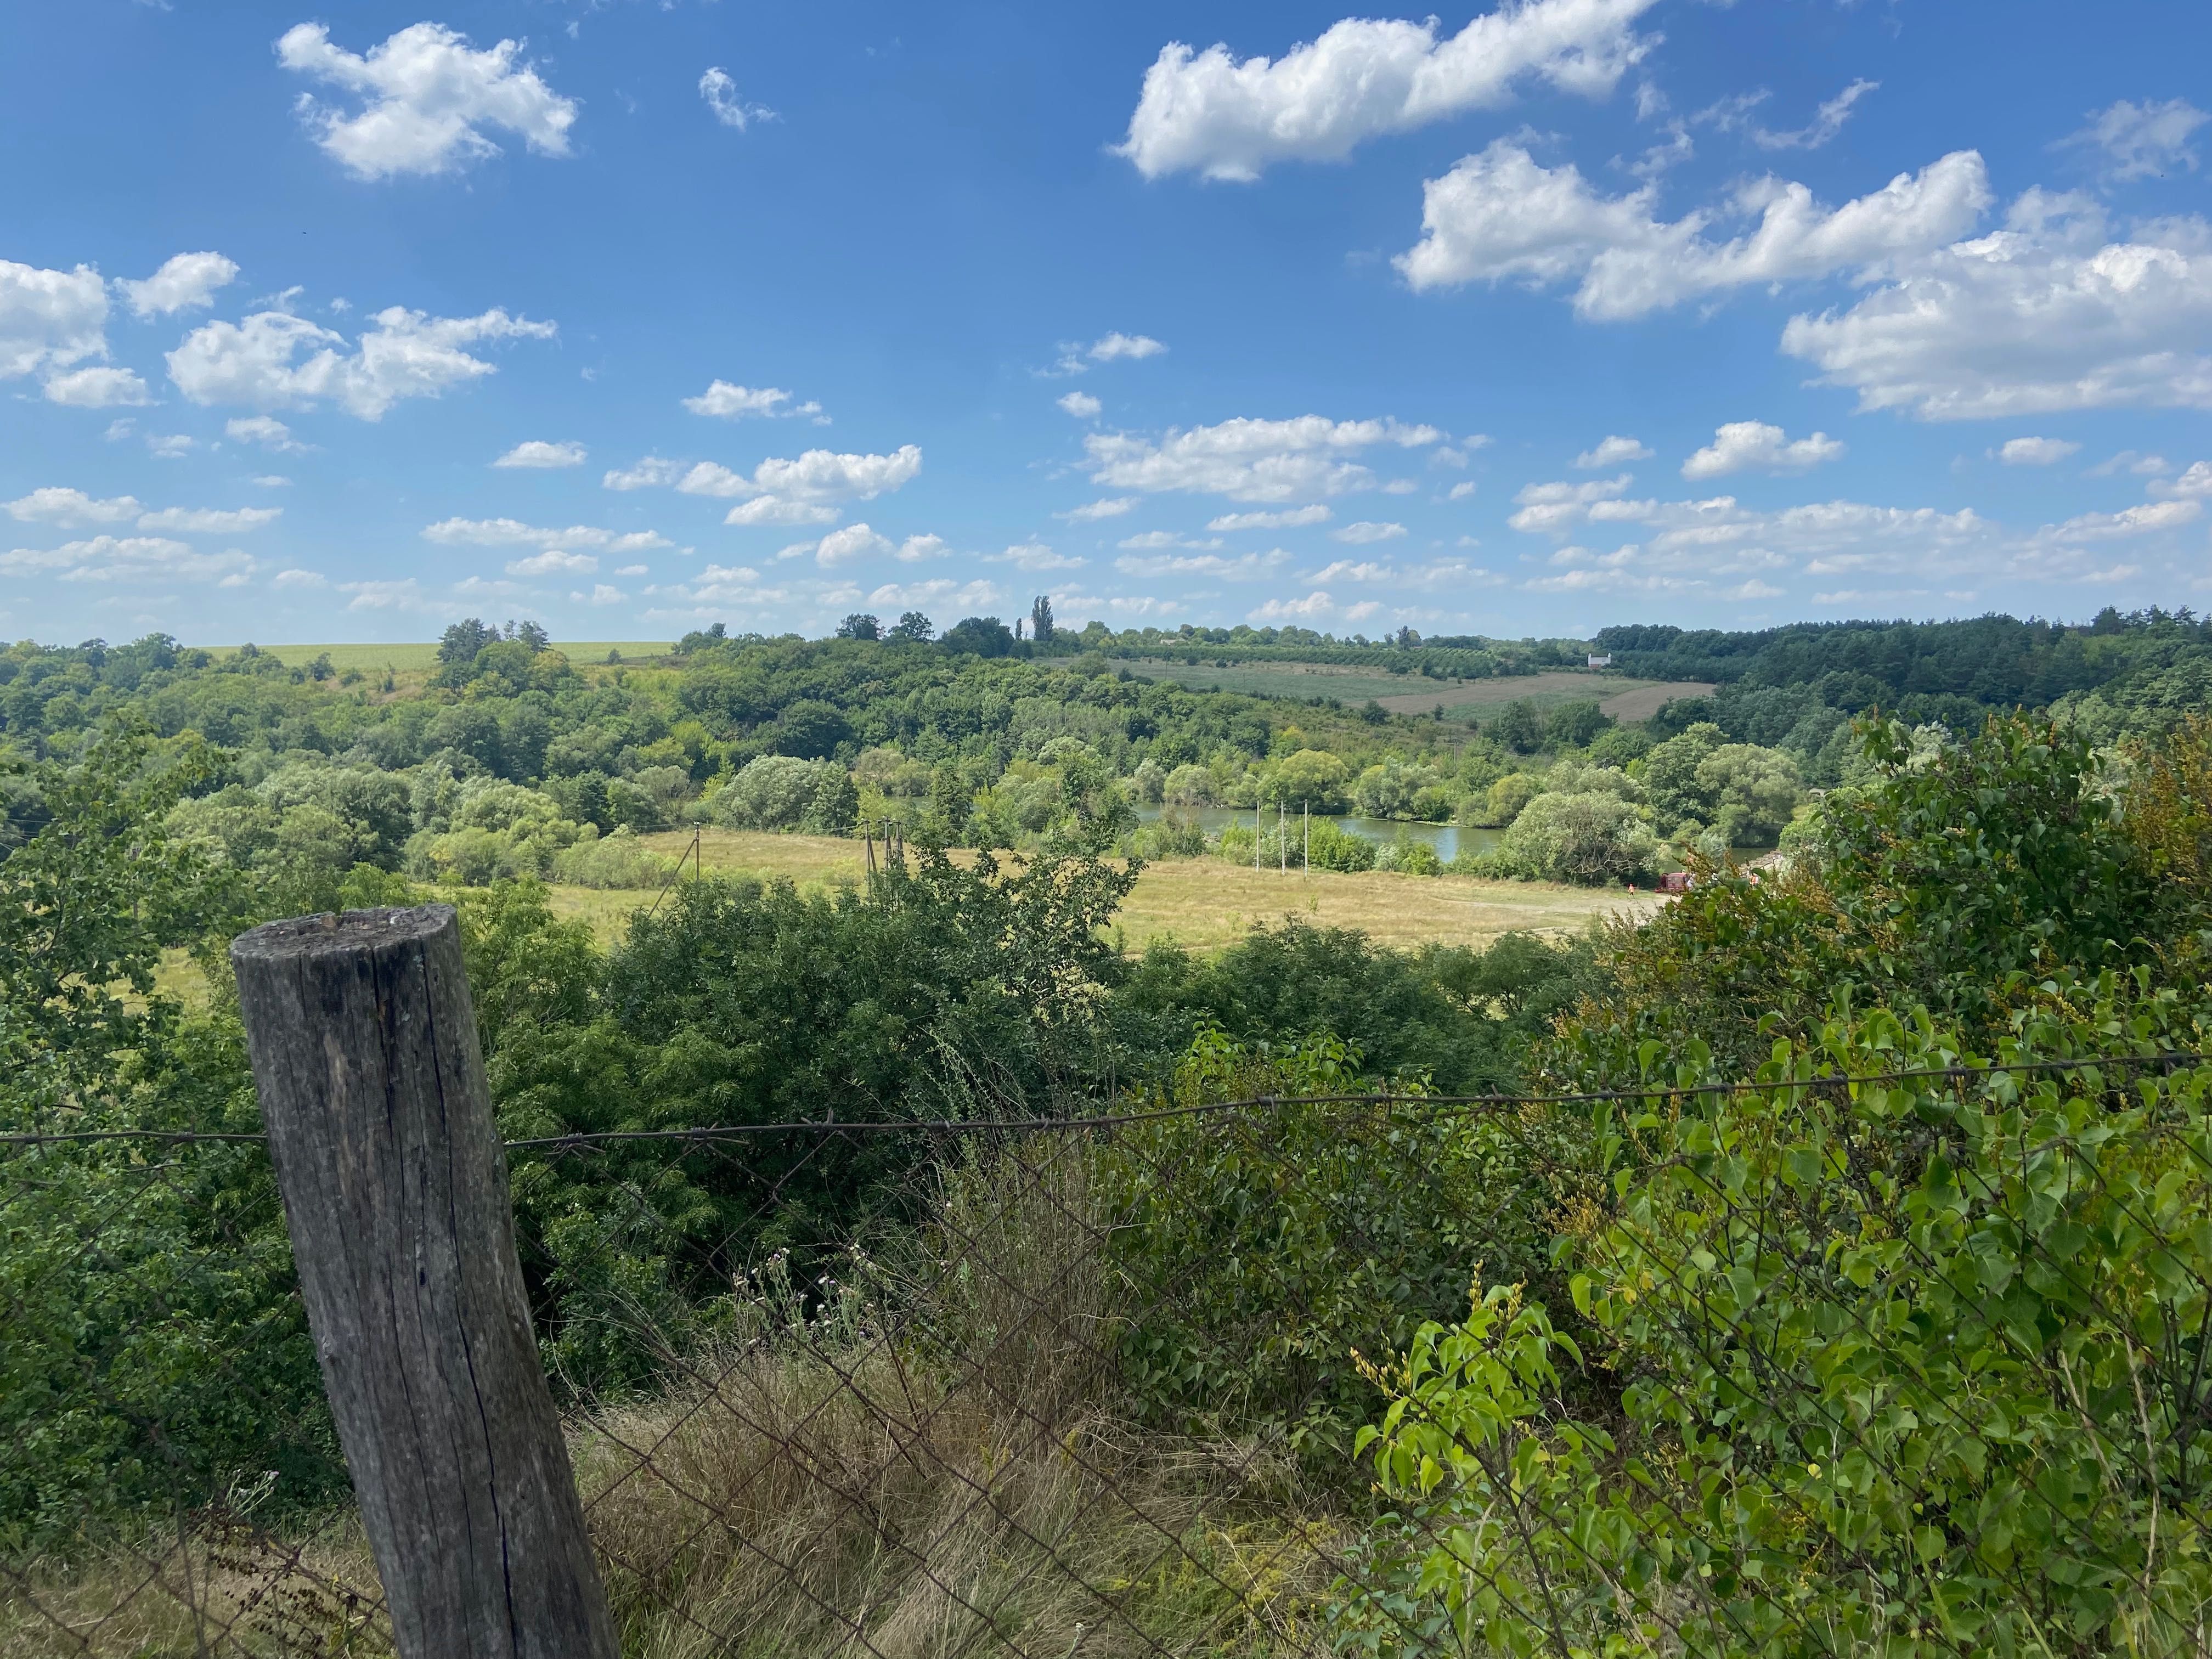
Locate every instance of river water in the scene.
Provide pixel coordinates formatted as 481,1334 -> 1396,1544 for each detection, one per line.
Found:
1136,805 -> 1503,862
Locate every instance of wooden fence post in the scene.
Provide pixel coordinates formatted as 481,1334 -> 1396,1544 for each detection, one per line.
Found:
231,905 -> 619,1659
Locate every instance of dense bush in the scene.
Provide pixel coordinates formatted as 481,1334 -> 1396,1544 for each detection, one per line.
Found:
1306,819 -> 1379,871
1114,920 -> 1593,1096
1342,1008 -> 2212,1658
1102,1030 -> 1572,1461
1490,788 -> 1658,884
1,730 -> 341,1553
550,825 -> 679,889
708,753 -> 860,832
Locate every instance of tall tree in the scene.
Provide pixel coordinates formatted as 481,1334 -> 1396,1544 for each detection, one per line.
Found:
1030,594 -> 1056,645
436,618 -> 499,680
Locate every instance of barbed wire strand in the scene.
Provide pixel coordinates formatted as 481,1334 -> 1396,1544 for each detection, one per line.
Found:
6,1048 -> 2202,1149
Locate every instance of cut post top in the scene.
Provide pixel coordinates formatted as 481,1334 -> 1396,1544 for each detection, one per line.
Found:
231,904 -> 455,963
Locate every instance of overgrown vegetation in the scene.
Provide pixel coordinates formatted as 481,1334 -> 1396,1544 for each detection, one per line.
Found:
9,610 -> 2212,1655
18,607 -> 2191,901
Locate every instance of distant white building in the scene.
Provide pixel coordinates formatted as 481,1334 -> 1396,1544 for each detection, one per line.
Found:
1588,652 -> 1612,668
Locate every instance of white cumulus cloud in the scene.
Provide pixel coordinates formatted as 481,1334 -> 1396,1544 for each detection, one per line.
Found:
723,496 -> 842,527
2040,498 -> 2200,542
2153,461 -> 2212,500
42,367 -> 150,408
1,259 -> 108,380
1118,550 -> 1288,579
1999,437 -> 2082,466
1117,531 -> 1222,550
675,444 -> 922,527
992,541 -> 1087,571
1575,435 -> 1650,467
5,488 -> 143,527
506,549 -> 598,575
1248,590 -> 1340,622
1060,496 -> 1139,522
603,456 -> 682,491
814,524 -> 895,567
276,22 -> 578,179
1310,559 -> 1397,582
116,252 -> 239,318
136,506 -> 282,533
273,568 -> 328,590
1116,0 -> 1661,181
0,534 -> 253,585
227,415 -> 313,453
1332,520 -> 1407,544
1780,195 -> 2212,419
422,517 -> 670,551
865,577 -> 1002,611
169,304 -> 555,419
1057,391 -> 1102,419
494,439 -> 586,469
1088,332 -> 1165,362
1681,422 -> 1844,480
1207,504 -> 1331,530
1086,415 -> 1441,502
341,579 -> 429,612
683,381 -> 821,419
699,67 -> 775,132
1397,140 -> 1991,319
1508,473 -> 1633,533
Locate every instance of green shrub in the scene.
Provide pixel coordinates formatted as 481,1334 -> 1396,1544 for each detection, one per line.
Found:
1339,1007 -> 2212,1658
1307,821 -> 1378,872
1494,789 -> 1657,884
1,727 -> 343,1553
1102,1029 -> 1571,1463
1459,771 -> 1541,828
1374,836 -> 1441,876
1125,806 -> 1206,860
709,755 -> 858,833
551,825 -> 679,889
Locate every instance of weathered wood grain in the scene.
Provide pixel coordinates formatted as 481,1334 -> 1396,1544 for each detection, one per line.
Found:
232,905 -> 618,1659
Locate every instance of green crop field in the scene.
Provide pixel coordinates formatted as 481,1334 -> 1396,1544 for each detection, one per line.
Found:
1116,657 -> 1712,723
1375,672 -> 1718,722
1116,656 -> 1526,703
201,641 -> 675,672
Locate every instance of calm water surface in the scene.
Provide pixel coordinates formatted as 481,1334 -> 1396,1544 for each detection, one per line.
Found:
1137,805 -> 1502,862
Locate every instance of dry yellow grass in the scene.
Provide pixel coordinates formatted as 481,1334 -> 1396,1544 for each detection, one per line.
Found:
1,1146 -> 1335,1659
545,828 -> 1667,953
1110,861 -> 1664,953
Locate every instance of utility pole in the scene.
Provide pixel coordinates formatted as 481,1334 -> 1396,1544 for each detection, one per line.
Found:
1279,801 -> 1286,872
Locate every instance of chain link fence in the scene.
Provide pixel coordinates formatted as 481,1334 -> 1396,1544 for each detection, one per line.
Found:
9,1051 -> 2212,1656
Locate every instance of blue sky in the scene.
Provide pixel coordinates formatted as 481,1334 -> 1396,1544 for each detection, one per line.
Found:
4,0 -> 2210,646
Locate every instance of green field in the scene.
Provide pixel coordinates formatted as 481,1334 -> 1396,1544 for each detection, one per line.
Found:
1116,657 -> 1712,723
202,641 -> 675,671
1116,656 -> 1528,703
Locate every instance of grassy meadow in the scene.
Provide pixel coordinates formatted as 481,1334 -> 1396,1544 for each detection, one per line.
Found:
534,828 -> 1666,952
1114,656 -> 1713,725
